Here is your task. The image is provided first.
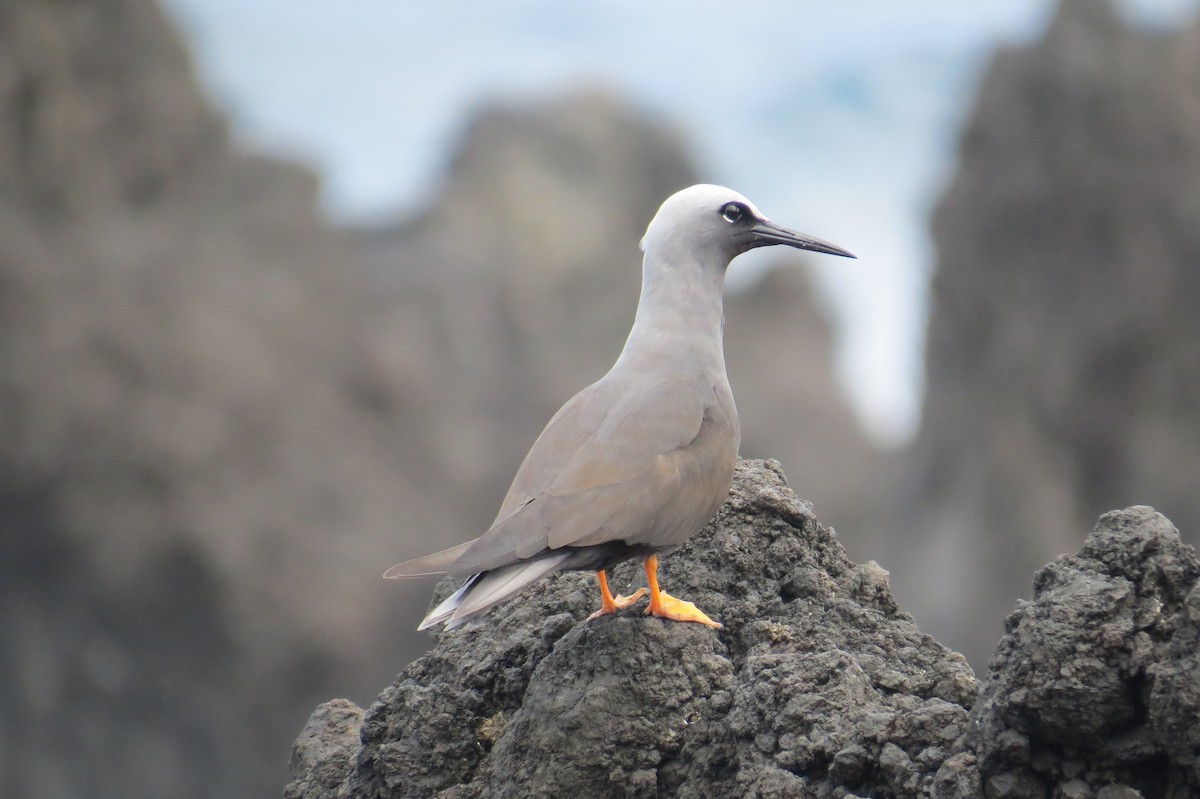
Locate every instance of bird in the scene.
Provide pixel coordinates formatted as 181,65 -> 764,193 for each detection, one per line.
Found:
385,184 -> 855,631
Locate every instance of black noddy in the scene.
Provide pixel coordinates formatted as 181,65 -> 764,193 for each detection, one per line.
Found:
386,184 -> 855,630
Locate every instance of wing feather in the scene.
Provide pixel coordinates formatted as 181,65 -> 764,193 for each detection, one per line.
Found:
448,371 -> 738,577
384,538 -> 480,578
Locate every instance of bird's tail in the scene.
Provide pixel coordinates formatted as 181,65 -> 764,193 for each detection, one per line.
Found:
383,538 -> 480,579
417,552 -> 571,630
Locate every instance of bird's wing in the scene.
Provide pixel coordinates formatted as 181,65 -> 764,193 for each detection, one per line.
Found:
448,371 -> 738,576
383,537 -> 480,579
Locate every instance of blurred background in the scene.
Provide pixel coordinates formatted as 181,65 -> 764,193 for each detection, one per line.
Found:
1,0 -> 1198,796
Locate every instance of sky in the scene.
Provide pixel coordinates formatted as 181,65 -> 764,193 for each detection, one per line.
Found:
162,0 -> 1198,446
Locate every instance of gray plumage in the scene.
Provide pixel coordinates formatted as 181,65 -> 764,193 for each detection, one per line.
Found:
386,184 -> 854,630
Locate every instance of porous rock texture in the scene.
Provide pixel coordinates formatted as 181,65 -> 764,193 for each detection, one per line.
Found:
970,506 -> 1200,799
289,460 -> 979,799
287,464 -> 1200,799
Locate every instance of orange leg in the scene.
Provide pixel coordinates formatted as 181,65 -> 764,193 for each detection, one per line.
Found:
643,554 -> 722,628
585,570 -> 647,621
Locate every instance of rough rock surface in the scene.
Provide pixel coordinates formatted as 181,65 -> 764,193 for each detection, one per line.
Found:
286,699 -> 367,799
290,460 -> 978,799
967,506 -> 1200,799
891,0 -> 1200,666
287,466 -> 1200,799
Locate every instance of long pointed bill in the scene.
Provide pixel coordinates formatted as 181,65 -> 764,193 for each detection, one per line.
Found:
750,219 -> 856,259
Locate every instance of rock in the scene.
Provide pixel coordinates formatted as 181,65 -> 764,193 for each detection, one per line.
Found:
1149,580 -> 1200,780
1060,779 -> 1094,799
486,620 -> 732,798
288,471 -> 1200,799
1096,787 -> 1144,799
287,459 -> 978,799
892,0 -> 1200,666
932,752 -> 982,799
971,507 -> 1200,799
286,700 -> 366,799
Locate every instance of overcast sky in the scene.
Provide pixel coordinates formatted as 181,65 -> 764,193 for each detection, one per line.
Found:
163,0 -> 1198,445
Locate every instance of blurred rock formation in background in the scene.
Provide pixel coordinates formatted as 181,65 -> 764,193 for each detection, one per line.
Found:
887,0 -> 1200,666
0,1 -> 877,797
0,0 -> 431,796
3,0 -> 1199,796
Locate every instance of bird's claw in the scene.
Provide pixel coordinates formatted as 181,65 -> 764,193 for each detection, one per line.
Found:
646,591 -> 722,628
587,587 -> 647,621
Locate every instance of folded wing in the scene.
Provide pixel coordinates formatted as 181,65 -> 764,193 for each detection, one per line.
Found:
447,371 -> 739,577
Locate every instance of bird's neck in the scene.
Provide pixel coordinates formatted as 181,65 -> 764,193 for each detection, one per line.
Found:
618,251 -> 729,376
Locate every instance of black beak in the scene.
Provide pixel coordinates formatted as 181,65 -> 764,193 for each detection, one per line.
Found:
750,219 -> 856,259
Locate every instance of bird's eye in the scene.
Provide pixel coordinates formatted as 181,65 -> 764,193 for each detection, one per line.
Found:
721,203 -> 744,224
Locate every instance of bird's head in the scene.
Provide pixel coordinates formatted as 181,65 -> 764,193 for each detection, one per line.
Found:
639,184 -> 855,265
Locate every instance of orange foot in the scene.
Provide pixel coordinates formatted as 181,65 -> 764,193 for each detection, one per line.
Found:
641,554 -> 722,628
645,590 -> 722,629
586,570 -> 648,621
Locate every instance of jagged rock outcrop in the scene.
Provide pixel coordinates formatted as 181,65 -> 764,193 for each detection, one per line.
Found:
289,460 -> 979,799
287,465 -> 1200,799
892,0 -> 1200,666
969,506 -> 1200,798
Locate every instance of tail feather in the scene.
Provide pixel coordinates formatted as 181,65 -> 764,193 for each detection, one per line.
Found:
416,553 -> 571,631
416,574 -> 482,631
384,538 -> 480,579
